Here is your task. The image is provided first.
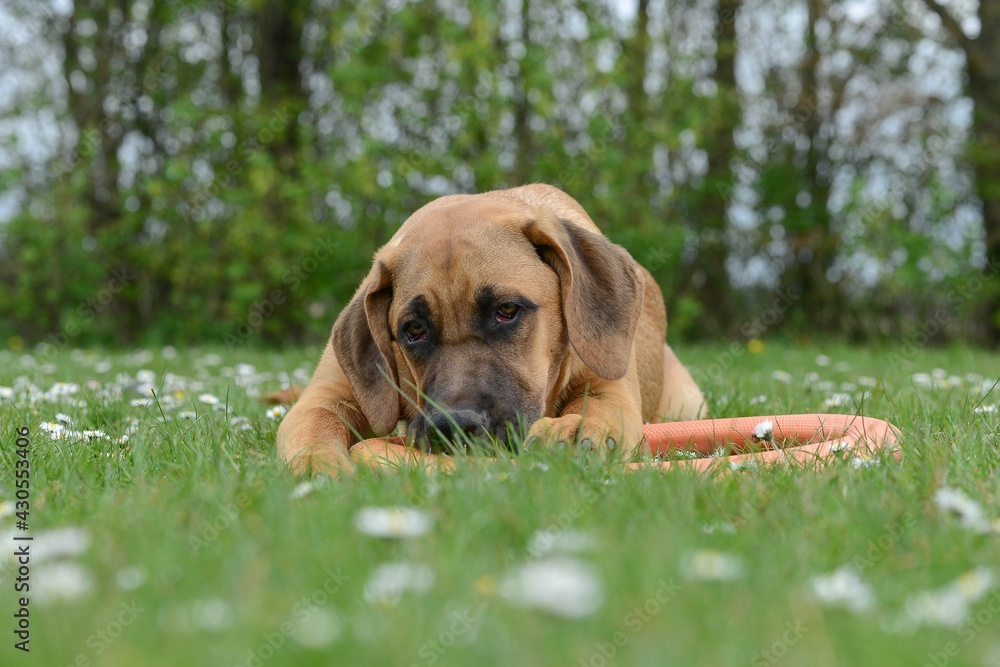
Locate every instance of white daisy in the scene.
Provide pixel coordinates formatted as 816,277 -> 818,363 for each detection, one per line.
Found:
229,416 -> 253,431
499,557 -> 604,618
236,363 -> 257,377
126,350 -> 154,365
178,411 -> 198,420
0,386 -> 14,400
198,393 -> 220,405
815,355 -> 831,367
200,353 -> 222,366
810,566 -> 874,613
670,449 -> 700,460
55,413 -> 73,425
293,607 -> 343,648
39,421 -> 67,437
354,507 -> 433,539
363,562 -> 434,607
136,369 -> 156,384
32,562 -> 95,604
954,568 -> 995,599
115,566 -> 148,590
681,549 -> 745,581
45,382 -> 80,400
974,404 -> 997,415
934,487 -> 992,533
771,371 -> 793,383
752,419 -> 774,442
290,481 -> 317,500
904,568 -> 995,628
0,501 -> 14,519
31,527 -> 91,563
266,405 -> 288,420
188,598 -> 234,631
825,393 -> 853,407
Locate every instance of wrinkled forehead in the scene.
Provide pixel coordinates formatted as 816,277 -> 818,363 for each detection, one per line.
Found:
383,206 -> 557,322
388,195 -> 533,245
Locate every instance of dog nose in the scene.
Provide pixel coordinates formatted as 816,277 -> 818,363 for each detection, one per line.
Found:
428,409 -> 489,442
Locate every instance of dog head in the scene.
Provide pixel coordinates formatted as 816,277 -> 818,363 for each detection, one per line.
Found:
333,192 -> 643,449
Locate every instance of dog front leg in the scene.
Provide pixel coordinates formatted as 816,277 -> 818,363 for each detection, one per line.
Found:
276,376 -> 370,476
527,370 -> 645,459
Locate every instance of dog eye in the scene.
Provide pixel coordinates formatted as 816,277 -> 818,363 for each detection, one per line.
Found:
404,322 -> 426,343
495,303 -> 520,323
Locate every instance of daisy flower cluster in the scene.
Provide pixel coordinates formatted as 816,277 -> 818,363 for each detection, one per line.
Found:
808,486 -> 997,629
0,526 -> 95,604
933,486 -> 1000,534
810,562 -> 998,632
0,348 -> 313,452
759,355 -> 1000,413
754,355 -> 877,412
349,506 -> 437,609
348,504 -> 608,618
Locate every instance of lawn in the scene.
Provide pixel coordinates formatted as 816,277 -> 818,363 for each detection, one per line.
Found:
1,342 -> 998,667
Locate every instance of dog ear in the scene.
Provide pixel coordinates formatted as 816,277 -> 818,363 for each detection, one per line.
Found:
524,213 -> 644,380
332,261 -> 399,434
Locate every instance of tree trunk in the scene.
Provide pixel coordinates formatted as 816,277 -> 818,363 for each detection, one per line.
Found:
621,0 -> 651,217
512,0 -> 533,185
920,0 -> 1000,344
966,7 -> 1000,344
792,0 -> 839,331
685,0 -> 741,337
60,2 -> 133,338
256,0 -> 306,171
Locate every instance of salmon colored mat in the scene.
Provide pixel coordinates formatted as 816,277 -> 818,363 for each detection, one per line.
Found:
349,413 -> 902,473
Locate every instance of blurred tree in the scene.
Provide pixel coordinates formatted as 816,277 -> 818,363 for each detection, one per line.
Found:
0,0 -> 992,348
917,0 -> 1000,344
679,0 -> 742,337
788,0 -> 840,331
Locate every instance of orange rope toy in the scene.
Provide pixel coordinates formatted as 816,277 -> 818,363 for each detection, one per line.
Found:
350,413 -> 901,473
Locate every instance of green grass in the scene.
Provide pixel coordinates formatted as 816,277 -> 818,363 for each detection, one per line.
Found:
1,343 -> 998,667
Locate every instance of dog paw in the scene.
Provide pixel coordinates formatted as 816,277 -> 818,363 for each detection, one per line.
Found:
282,442 -> 356,477
526,415 -> 622,456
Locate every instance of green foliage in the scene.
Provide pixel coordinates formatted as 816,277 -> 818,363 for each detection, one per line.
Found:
0,0 -> 993,347
1,344 -> 998,665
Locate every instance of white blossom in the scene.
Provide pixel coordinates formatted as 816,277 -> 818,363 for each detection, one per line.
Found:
354,507 -> 433,539
363,563 -> 434,607
752,419 -> 773,442
681,549 -> 745,581
904,568 -> 995,628
500,558 -> 604,618
265,405 -> 288,420
810,566 -> 874,613
934,487 -> 993,533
